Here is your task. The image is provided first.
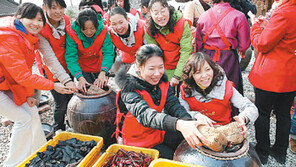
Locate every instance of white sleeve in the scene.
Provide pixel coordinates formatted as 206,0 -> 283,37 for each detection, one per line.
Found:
37,34 -> 72,84
231,87 -> 259,124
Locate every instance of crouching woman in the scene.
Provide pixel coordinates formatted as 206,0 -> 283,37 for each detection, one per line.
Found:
0,3 -> 72,166
114,44 -> 208,159
180,52 -> 258,131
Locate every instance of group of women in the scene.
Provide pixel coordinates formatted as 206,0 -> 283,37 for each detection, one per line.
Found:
0,0 -> 295,166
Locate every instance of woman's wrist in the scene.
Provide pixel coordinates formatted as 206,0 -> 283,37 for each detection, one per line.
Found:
64,79 -> 72,85
100,70 -> 107,76
78,76 -> 84,81
176,119 -> 184,132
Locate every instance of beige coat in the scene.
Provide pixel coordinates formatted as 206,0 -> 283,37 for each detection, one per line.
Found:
183,0 -> 206,26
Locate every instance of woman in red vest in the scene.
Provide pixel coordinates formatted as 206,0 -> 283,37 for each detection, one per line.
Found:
38,0 -> 77,133
103,0 -> 144,26
180,52 -> 258,129
249,0 -> 296,164
79,0 -> 105,16
65,8 -> 115,92
116,0 -> 144,19
109,7 -> 146,66
0,3 -> 72,166
195,0 -> 250,96
145,0 -> 193,92
114,44 -> 209,159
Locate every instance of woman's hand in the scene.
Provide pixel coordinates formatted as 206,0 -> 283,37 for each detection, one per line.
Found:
65,81 -> 77,93
94,71 -> 108,88
78,76 -> 91,92
176,120 -> 210,149
194,113 -> 216,127
27,97 -> 37,107
170,77 -> 180,87
234,116 -> 247,138
54,83 -> 74,94
257,16 -> 268,29
251,15 -> 268,29
238,50 -> 246,59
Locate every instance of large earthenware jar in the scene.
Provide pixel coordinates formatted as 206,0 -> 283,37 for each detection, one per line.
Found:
67,86 -> 116,147
174,139 -> 262,167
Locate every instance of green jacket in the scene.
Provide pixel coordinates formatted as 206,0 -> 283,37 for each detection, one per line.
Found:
145,10 -> 193,80
65,14 -> 114,79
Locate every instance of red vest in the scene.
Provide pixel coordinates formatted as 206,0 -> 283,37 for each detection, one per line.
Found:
114,82 -> 169,148
37,15 -> 71,81
180,80 -> 234,125
66,26 -> 108,73
149,18 -> 185,70
109,19 -> 145,64
130,8 -> 144,20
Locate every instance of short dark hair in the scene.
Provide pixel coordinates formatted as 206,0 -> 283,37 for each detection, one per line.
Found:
182,52 -> 224,97
136,44 -> 164,67
76,8 -> 99,30
147,0 -> 176,37
79,1 -> 95,10
15,2 -> 46,26
141,0 -> 150,7
109,7 -> 127,19
43,0 -> 67,8
213,0 -> 233,4
116,0 -> 130,12
79,0 -> 103,9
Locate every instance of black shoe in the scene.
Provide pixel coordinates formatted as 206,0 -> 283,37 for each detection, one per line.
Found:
257,152 -> 268,165
270,148 -> 286,164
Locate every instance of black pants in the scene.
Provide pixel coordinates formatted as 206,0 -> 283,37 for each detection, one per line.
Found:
152,131 -> 184,159
51,89 -> 73,131
254,88 -> 295,154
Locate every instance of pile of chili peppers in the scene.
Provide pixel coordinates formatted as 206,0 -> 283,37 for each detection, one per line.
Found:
102,148 -> 154,167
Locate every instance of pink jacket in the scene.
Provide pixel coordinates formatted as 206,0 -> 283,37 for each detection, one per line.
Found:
196,3 -> 250,52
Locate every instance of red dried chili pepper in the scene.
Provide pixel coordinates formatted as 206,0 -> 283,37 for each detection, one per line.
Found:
102,148 -> 154,167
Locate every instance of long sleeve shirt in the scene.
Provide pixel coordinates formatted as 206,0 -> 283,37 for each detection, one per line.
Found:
196,3 -> 250,52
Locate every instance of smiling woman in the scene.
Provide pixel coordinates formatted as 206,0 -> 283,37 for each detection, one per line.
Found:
0,2 -> 72,166
145,0 -> 193,90
18,12 -> 44,34
114,44 -> 209,160
21,0 -> 79,7
108,6 -> 146,65
65,8 -> 115,92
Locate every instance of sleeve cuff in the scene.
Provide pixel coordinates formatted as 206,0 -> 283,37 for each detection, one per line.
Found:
163,115 -> 178,132
100,67 -> 109,75
63,79 -> 72,85
75,72 -> 82,80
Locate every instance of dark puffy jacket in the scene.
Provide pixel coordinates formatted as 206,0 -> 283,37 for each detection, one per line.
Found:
115,65 -> 192,132
230,0 -> 257,18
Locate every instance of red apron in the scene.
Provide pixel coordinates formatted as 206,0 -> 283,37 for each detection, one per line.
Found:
109,19 -> 145,64
180,80 -> 234,125
36,15 -> 71,81
202,7 -> 234,62
114,82 -> 169,148
66,26 -> 108,73
148,18 -> 185,70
